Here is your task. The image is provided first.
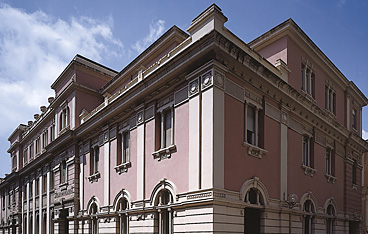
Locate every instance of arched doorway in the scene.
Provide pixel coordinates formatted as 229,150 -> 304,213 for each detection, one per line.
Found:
116,198 -> 129,234
244,188 -> 265,234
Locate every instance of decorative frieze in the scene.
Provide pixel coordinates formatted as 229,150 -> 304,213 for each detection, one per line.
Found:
174,86 -> 188,106
188,78 -> 199,97
224,78 -> 244,102
265,103 -> 280,122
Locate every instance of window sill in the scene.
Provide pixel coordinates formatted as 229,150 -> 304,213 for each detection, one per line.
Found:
301,164 -> 316,177
325,174 -> 337,184
59,182 -> 68,191
59,125 -> 70,136
325,109 -> 336,119
152,145 -> 176,161
242,142 -> 267,159
88,172 -> 101,183
301,90 -> 315,103
114,162 -> 131,174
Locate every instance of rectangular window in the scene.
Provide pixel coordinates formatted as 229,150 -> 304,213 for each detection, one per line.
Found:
244,103 -> 263,148
35,137 -> 41,155
247,105 -> 256,145
35,178 -> 39,196
50,171 -> 54,190
301,64 -> 315,97
42,130 -> 48,149
118,132 -> 130,165
352,109 -> 357,130
60,161 -> 67,184
50,124 -> 55,142
42,176 -> 47,194
90,146 -> 99,175
23,149 -> 28,165
12,153 -> 17,171
158,108 -> 173,149
29,143 -> 34,159
29,181 -> 33,198
325,148 -> 335,176
302,135 -> 314,168
325,85 -> 336,114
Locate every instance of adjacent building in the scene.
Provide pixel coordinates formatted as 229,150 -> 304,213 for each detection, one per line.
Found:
1,4 -> 367,234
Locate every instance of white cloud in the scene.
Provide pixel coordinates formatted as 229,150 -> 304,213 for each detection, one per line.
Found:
0,4 -> 124,143
132,19 -> 165,53
363,129 -> 368,140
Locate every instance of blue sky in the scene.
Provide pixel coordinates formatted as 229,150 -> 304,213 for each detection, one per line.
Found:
0,0 -> 367,177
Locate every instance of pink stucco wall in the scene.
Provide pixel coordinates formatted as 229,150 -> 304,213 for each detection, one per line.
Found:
145,103 -> 189,199
109,129 -> 138,202
83,144 -> 104,209
223,93 -> 280,200
257,36 -> 288,66
287,127 -> 344,210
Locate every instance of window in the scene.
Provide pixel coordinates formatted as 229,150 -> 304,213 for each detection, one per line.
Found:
60,161 -> 67,184
352,159 -> 357,185
23,149 -> 28,165
29,181 -> 33,198
42,130 -> 48,149
59,107 -> 70,131
352,109 -> 357,130
153,104 -> 176,160
90,146 -> 100,175
50,171 -> 54,190
50,124 -> 55,142
42,176 -> 47,194
11,153 -> 17,171
325,148 -> 334,176
302,135 -> 314,168
156,190 -> 173,234
160,109 -> 173,149
35,137 -> 41,155
303,200 -> 315,234
326,205 -> 335,234
118,131 -> 130,165
117,198 -> 129,234
29,143 -> 34,159
301,64 -> 315,97
35,178 -> 39,196
325,85 -> 336,114
244,103 -> 263,147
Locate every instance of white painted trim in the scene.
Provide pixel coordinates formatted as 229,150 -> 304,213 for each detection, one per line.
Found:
104,141 -> 110,206
189,95 -> 200,191
201,88 -> 214,189
136,124 -> 145,201
46,171 -> 50,234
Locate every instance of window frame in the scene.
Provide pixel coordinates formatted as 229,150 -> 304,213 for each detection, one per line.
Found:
60,160 -> 67,185
301,63 -> 315,98
23,148 -> 28,165
90,144 -> 100,176
153,101 -> 176,161
352,109 -> 357,130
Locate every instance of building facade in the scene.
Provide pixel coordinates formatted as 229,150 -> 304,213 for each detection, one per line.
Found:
1,4 -> 367,234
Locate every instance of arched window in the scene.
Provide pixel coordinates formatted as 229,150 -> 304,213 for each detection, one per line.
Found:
326,205 -> 335,234
116,198 -> 129,234
244,188 -> 264,234
303,200 -> 315,234
90,203 -> 98,234
156,190 -> 173,234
